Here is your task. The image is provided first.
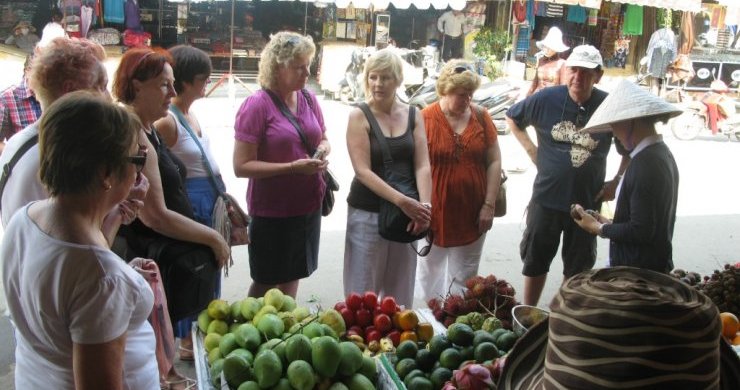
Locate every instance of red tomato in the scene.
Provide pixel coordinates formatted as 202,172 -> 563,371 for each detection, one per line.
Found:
365,329 -> 382,343
363,291 -> 378,309
339,307 -> 355,327
355,308 -> 372,328
386,330 -> 401,346
380,296 -> 397,315
374,313 -> 392,333
349,325 -> 364,338
346,292 -> 363,311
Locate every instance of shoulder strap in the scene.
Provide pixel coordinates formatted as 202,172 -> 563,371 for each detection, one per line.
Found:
0,133 -> 39,212
168,106 -> 224,197
472,104 -> 488,145
358,103 -> 393,171
264,89 -> 315,156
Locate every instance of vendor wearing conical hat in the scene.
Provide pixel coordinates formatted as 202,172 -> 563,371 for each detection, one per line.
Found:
571,79 -> 682,273
527,26 -> 569,97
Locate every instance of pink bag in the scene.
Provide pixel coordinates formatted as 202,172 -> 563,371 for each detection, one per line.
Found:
135,260 -> 176,378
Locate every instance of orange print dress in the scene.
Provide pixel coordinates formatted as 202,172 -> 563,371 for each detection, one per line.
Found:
422,102 -> 497,248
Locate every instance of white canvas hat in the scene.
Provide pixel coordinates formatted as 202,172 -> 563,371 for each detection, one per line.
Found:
582,79 -> 683,133
536,27 -> 569,53
564,45 -> 603,69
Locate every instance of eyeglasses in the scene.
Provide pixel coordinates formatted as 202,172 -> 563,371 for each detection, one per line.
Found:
412,230 -> 435,257
128,146 -> 147,173
575,105 -> 587,128
453,65 -> 474,74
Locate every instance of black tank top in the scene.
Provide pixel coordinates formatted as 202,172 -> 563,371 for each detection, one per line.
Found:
121,128 -> 194,244
347,106 -> 416,212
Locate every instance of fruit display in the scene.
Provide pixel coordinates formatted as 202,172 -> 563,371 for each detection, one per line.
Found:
720,312 -> 740,347
337,291 -> 435,355
387,322 -> 520,390
197,288 -> 377,390
427,274 -> 519,330
696,264 -> 740,318
670,268 -> 703,286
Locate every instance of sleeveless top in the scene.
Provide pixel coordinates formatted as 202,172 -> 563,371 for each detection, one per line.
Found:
347,106 -> 416,212
167,111 -> 221,179
122,128 -> 194,244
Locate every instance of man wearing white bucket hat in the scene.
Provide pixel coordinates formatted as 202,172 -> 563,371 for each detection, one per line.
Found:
572,79 -> 681,274
506,45 -> 629,306
526,26 -> 569,97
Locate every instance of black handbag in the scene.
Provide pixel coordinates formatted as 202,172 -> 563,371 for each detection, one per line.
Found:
359,103 -> 428,243
266,89 -> 338,217
146,237 -> 217,322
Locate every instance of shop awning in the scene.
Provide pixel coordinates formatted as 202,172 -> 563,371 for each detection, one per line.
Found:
303,0 -> 468,10
534,0 -> 700,12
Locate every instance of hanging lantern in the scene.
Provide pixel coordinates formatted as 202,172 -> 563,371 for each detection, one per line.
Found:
392,0 -> 411,10
372,0 -> 391,10
411,0 -> 431,10
353,0 -> 371,8
431,0 -> 448,10
450,0 -> 466,11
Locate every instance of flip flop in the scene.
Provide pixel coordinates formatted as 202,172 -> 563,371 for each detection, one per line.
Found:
161,377 -> 197,390
178,346 -> 195,361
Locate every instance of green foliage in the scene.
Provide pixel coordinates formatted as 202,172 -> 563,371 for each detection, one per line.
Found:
472,27 -> 511,80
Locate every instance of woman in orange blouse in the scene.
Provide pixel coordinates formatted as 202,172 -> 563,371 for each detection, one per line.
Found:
527,26 -> 569,97
416,60 -> 502,302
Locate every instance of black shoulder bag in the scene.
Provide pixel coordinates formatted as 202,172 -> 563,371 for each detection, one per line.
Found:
0,134 -> 38,213
358,103 -> 427,243
265,89 -> 338,216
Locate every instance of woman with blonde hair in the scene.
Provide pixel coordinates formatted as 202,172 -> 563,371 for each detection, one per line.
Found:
344,49 -> 432,308
234,31 -> 330,298
415,60 -> 502,302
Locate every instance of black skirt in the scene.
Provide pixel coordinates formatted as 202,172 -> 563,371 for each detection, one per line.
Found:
247,210 -> 321,284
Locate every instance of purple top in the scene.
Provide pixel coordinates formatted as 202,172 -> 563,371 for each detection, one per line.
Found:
234,89 -> 326,218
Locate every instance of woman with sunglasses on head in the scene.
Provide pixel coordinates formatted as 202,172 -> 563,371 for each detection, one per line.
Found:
344,49 -> 432,308
234,31 -> 329,299
1,91 -> 159,389
415,60 -> 502,303
113,48 -> 228,386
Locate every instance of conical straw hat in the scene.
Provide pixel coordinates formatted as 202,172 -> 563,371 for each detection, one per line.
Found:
582,80 -> 683,133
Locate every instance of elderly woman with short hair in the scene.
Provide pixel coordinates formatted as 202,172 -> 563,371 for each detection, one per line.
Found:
415,59 -> 502,302
2,91 -> 159,389
234,31 -> 329,298
344,49 -> 432,308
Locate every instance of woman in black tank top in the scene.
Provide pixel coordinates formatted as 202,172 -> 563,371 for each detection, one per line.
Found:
344,49 -> 433,309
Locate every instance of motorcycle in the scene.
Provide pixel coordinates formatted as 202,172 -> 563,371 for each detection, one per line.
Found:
472,78 -> 520,135
671,80 -> 740,141
336,46 -> 373,104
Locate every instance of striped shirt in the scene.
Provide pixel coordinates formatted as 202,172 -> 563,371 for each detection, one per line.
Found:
0,78 -> 41,142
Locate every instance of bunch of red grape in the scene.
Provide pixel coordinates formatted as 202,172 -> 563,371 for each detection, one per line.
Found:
427,274 -> 519,330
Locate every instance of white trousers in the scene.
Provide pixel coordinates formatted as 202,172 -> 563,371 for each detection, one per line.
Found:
415,234 -> 487,302
343,207 -> 418,308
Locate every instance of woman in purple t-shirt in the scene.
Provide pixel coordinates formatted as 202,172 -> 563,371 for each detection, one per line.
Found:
233,31 -> 330,298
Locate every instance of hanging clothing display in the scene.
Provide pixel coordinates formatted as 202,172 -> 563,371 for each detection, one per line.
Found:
613,38 -> 629,68
104,0 -> 124,24
588,9 -> 598,26
125,0 -> 142,31
526,0 -> 536,30
646,27 -> 676,79
622,4 -> 643,36
513,0 -> 526,23
516,25 -> 531,60
567,5 -> 587,24
546,4 -> 564,18
80,4 -> 92,37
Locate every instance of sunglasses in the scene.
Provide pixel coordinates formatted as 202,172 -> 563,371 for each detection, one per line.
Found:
412,230 -> 435,257
453,65 -> 475,74
128,146 -> 147,173
575,105 -> 587,128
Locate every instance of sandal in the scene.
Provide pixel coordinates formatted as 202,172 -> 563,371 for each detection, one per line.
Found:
161,377 -> 197,390
178,346 -> 195,361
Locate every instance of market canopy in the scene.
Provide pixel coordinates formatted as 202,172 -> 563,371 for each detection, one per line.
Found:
607,0 -> 700,12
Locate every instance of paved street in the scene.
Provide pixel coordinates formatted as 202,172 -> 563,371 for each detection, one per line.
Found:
1,74 -> 740,387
